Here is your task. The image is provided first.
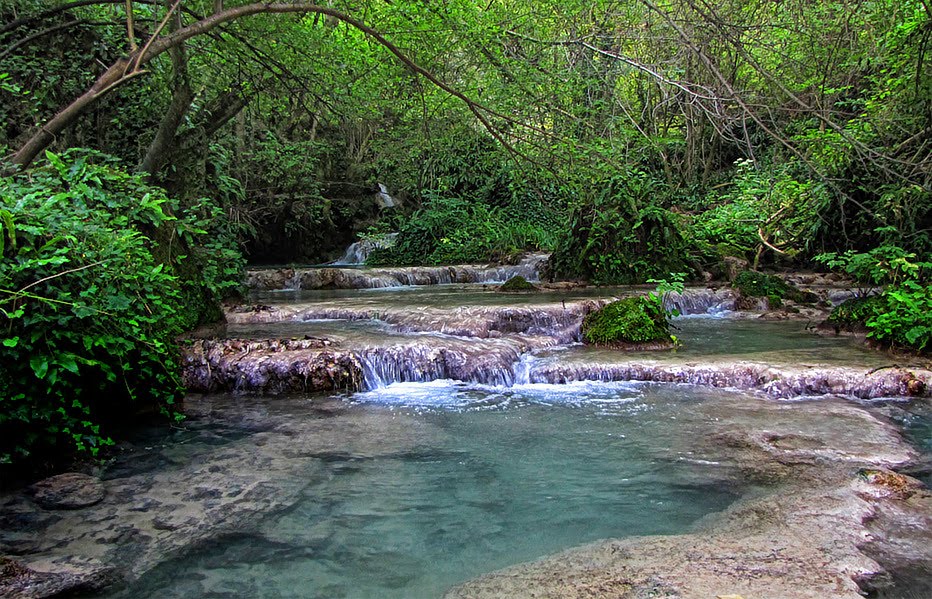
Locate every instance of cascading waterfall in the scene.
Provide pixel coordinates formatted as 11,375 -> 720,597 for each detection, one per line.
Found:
247,253 -> 551,290
331,233 -> 399,266
186,277 -> 929,399
663,288 -> 736,316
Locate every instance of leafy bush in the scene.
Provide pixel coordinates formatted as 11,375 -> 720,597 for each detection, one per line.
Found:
693,159 -> 828,265
0,150 -> 243,464
733,271 -> 816,304
815,245 -> 923,285
869,280 -> 932,352
817,247 -> 930,352
368,194 -> 556,266
826,295 -> 886,329
550,171 -> 702,284
581,297 -> 673,345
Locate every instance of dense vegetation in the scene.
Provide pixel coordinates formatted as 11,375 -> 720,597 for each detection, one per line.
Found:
0,150 -> 241,465
1,0 -> 930,464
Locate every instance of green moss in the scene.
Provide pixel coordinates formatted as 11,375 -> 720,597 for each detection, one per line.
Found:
499,275 -> 538,292
826,295 -> 885,328
582,297 -> 672,345
733,270 -> 816,304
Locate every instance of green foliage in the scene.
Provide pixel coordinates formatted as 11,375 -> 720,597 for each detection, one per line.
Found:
826,295 -> 886,329
498,275 -> 537,292
550,170 -> 701,284
693,159 -> 828,264
819,245 -> 930,351
869,280 -> 932,352
368,194 -> 557,266
733,271 -> 792,299
0,150 -> 243,464
581,296 -> 673,346
814,245 -> 927,286
732,271 -> 815,304
647,273 -> 686,318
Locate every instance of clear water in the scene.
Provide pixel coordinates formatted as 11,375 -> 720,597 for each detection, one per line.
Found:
104,383 -> 745,599
550,318 -> 891,369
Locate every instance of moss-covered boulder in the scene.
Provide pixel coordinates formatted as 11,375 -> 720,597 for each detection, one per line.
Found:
733,271 -> 817,309
498,275 -> 538,292
582,297 -> 674,349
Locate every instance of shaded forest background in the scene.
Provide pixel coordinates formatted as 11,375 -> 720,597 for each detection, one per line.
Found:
3,0 -> 930,268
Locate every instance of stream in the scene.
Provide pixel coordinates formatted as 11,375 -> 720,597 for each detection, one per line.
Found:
2,260 -> 931,599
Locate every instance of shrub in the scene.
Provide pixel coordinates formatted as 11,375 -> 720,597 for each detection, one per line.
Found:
868,280 -> 932,352
816,247 -> 931,352
550,171 -> 702,284
581,297 -> 673,345
368,194 -> 556,266
826,295 -> 886,329
733,271 -> 816,304
0,150 -> 243,465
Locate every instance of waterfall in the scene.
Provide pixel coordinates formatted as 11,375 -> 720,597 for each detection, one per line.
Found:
356,341 -> 528,389
331,233 -> 398,266
248,252 -> 551,290
663,288 -> 736,316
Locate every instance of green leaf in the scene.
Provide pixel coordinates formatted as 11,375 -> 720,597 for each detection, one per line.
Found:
29,356 -> 49,379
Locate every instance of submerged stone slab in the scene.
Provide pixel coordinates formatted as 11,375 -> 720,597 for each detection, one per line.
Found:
445,399 -> 927,599
0,397 -> 440,598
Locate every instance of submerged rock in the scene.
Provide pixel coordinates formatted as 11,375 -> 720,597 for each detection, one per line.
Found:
445,399 -> 926,599
0,397 -> 439,599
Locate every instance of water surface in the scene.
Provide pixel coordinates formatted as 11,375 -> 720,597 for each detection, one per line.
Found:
104,383 -> 746,599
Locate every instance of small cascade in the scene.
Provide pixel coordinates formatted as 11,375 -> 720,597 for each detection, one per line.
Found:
663,288 -> 736,316
356,340 -> 528,389
511,353 -> 539,386
331,233 -> 398,266
227,301 -> 606,343
247,253 -> 550,290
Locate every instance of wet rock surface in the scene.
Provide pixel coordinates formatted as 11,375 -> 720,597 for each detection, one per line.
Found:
247,253 -> 550,290
6,273 -> 932,598
29,473 -> 105,510
445,399 -> 929,599
0,397 -> 439,598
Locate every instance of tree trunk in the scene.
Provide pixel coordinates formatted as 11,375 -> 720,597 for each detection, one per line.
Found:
9,2 -> 499,170
139,6 -> 191,178
12,2 -> 502,167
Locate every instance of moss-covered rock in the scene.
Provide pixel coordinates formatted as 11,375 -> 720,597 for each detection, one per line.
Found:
582,297 -> 673,348
498,275 -> 538,292
733,271 -> 817,306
